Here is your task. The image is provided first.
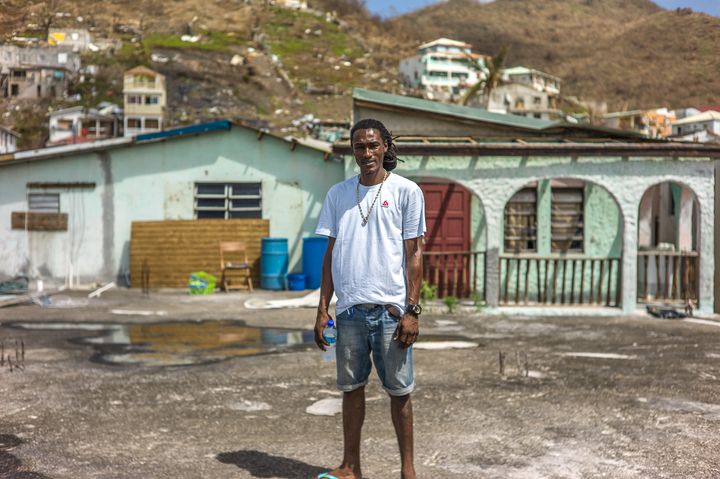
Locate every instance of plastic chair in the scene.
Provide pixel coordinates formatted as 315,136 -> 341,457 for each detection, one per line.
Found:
219,241 -> 253,292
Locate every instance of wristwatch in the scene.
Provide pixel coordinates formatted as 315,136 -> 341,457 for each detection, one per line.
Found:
406,303 -> 422,317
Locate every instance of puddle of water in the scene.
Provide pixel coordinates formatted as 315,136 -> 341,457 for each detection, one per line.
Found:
7,321 -> 314,367
5,321 -> 479,368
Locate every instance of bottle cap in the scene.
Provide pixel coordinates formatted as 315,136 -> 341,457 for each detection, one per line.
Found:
327,319 -> 334,327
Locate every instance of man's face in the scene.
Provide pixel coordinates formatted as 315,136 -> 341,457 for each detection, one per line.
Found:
352,128 -> 387,177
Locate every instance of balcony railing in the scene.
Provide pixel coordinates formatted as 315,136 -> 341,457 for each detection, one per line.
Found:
499,255 -> 622,307
423,250 -> 485,299
637,250 -> 698,304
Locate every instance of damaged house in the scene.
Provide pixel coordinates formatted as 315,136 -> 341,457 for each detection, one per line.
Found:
0,46 -> 81,99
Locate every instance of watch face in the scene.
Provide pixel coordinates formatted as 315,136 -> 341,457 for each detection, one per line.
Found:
408,304 -> 422,315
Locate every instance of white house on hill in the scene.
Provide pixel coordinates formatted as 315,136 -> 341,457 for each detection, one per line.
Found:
399,38 -> 487,101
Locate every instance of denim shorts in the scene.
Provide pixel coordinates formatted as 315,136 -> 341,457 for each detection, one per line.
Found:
335,304 -> 414,396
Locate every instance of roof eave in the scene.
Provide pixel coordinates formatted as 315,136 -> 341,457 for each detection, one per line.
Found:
332,141 -> 720,158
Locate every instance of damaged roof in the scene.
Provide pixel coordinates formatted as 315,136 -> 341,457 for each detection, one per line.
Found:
0,120 -> 331,166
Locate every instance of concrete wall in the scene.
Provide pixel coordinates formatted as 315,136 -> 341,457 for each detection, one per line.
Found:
0,127 -> 343,286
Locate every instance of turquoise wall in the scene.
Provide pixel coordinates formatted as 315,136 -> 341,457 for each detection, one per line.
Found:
0,127 -> 343,284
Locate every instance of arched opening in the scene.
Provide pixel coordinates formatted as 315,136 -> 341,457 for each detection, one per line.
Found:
416,178 -> 486,299
500,178 -> 623,306
637,182 -> 699,306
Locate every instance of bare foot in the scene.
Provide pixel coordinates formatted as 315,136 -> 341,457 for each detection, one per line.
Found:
322,464 -> 361,479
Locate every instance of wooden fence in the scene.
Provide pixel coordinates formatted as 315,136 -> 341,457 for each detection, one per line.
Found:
423,251 -> 485,299
130,219 -> 269,289
637,251 -> 699,303
499,255 -> 622,307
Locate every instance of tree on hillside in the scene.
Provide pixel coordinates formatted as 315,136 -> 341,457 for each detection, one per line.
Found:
461,45 -> 508,109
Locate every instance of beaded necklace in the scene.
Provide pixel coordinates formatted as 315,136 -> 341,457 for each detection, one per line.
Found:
355,170 -> 389,226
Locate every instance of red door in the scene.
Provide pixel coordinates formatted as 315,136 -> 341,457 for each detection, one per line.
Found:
420,182 -> 471,297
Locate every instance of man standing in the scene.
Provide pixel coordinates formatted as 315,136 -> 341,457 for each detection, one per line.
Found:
314,118 -> 425,479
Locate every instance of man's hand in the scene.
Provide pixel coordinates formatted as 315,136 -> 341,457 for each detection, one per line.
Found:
314,309 -> 332,351
395,313 -> 419,348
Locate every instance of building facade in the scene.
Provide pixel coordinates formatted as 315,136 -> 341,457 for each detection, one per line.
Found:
345,89 -> 720,314
0,121 -> 341,286
603,108 -> 676,139
483,82 -> 562,120
671,111 -> 720,143
48,105 -> 122,146
0,46 -> 81,99
48,29 -> 92,52
399,38 -> 487,101
0,126 -> 20,154
123,66 -> 166,137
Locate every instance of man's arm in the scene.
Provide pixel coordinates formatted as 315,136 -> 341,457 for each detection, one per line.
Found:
314,237 -> 336,351
396,236 -> 423,348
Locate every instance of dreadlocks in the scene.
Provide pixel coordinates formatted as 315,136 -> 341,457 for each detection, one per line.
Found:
350,118 -> 399,171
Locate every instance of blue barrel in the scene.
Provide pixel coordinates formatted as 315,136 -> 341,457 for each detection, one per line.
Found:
302,236 -> 328,289
287,273 -> 306,291
261,238 -> 288,290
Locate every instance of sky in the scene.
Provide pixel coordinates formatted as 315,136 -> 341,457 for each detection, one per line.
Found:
365,0 -> 720,18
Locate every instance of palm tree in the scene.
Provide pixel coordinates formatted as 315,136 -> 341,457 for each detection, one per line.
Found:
461,45 -> 509,108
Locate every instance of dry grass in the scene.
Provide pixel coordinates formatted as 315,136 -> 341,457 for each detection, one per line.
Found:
388,0 -> 720,110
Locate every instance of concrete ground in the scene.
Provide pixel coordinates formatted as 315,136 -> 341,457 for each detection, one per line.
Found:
1,289 -> 719,479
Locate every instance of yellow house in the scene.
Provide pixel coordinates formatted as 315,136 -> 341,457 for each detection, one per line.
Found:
123,66 -> 166,137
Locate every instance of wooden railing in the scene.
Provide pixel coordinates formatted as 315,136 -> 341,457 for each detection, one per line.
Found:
499,255 -> 622,307
637,251 -> 698,303
423,251 -> 485,299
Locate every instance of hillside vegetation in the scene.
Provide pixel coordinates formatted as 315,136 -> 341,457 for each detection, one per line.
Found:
1,0 -> 718,148
388,0 -> 720,110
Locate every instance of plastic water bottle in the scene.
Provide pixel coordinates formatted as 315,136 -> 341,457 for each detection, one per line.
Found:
322,319 -> 337,362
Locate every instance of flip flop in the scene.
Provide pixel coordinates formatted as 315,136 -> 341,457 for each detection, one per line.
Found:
317,474 -> 339,479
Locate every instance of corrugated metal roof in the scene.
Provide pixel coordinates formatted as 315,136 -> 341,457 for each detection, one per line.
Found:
353,88 -> 557,131
0,120 -> 330,167
0,125 -> 21,137
418,38 -> 472,50
135,120 -> 232,142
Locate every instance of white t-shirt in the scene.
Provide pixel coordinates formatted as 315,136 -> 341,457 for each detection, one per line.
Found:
315,172 -> 426,315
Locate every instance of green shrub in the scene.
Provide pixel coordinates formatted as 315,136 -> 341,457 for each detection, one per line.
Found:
443,296 -> 458,314
472,291 -> 486,312
420,280 -> 437,303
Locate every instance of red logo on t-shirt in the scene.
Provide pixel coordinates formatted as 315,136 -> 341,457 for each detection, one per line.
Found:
382,200 -> 389,208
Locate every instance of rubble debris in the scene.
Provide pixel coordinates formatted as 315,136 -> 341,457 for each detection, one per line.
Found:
413,341 -> 478,350
0,276 -> 28,294
88,282 -> 115,299
305,398 -> 342,416
151,53 -> 170,63
32,294 -> 88,309
229,400 -> 272,412
0,293 -> 40,308
646,304 -> 687,319
244,289 -> 336,310
230,54 -> 246,66
557,352 -> 638,360
110,309 -> 168,316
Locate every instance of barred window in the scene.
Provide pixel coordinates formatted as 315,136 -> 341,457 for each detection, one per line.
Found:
504,187 -> 537,253
551,187 -> 584,252
194,183 -> 261,219
28,193 -> 60,213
